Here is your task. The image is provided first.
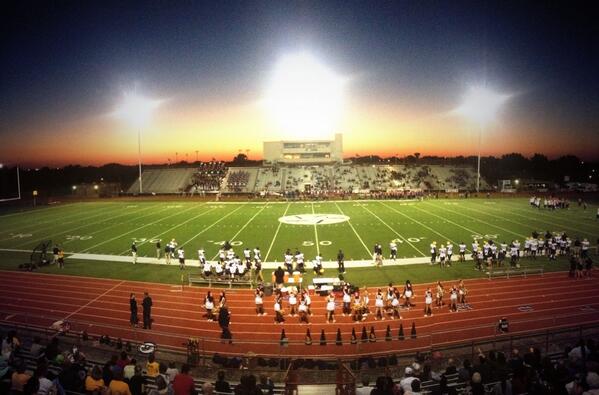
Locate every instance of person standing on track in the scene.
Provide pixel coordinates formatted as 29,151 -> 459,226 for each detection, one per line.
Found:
142,292 -> 153,329
129,293 -> 138,327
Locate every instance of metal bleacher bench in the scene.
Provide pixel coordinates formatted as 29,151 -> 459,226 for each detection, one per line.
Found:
188,275 -> 252,289
487,267 -> 544,279
312,277 -> 342,295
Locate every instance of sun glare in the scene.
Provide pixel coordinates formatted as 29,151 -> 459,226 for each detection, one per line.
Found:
113,91 -> 164,128
263,53 -> 346,140
453,85 -> 511,127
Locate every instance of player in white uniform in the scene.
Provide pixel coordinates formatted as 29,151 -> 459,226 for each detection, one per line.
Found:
243,248 -> 251,266
177,248 -> 185,270
446,242 -> 453,265
389,241 -> 398,260
459,242 -> 466,262
439,244 -> 447,268
430,241 -> 437,265
295,250 -> 305,273
284,250 -> 293,272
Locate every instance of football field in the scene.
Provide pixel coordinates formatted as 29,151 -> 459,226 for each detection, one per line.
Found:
1,197 -> 597,264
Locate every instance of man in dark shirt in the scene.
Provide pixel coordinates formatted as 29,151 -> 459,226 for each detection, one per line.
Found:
274,266 -> 285,288
218,305 -> 232,343
172,364 -> 196,395
337,250 -> 345,274
142,292 -> 152,329
214,371 -> 231,393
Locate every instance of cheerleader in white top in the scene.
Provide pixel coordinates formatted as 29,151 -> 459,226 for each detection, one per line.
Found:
402,280 -> 415,308
449,286 -> 458,312
274,295 -> 285,324
435,281 -> 445,308
458,280 -> 468,304
288,291 -> 298,317
255,289 -> 265,316
362,288 -> 370,316
204,291 -> 215,321
390,290 -> 402,319
374,289 -> 385,321
342,287 -> 352,316
302,289 -> 313,316
326,292 -> 336,323
424,288 -> 433,317
298,295 -> 309,324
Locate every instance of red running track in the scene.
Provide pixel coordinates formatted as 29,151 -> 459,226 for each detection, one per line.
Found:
1,270 -> 598,358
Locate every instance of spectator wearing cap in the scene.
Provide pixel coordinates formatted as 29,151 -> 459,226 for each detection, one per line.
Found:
400,367 -> 417,393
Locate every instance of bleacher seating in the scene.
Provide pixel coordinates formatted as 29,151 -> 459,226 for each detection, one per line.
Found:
127,168 -> 197,194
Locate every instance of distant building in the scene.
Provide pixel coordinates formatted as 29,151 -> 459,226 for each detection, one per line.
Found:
263,133 -> 343,164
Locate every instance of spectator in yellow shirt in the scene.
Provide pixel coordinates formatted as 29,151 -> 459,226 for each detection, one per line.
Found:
108,370 -> 131,395
146,353 -> 160,378
85,366 -> 105,393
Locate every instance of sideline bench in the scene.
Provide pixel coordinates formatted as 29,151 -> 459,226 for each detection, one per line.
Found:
486,267 -> 544,279
188,275 -> 252,289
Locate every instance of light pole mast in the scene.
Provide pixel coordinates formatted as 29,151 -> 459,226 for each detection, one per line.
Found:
476,125 -> 482,193
138,129 -> 143,194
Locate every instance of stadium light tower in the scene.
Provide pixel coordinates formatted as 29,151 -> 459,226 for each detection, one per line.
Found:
113,91 -> 163,194
454,85 -> 510,192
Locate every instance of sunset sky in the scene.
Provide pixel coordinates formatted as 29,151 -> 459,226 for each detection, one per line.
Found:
1,1 -> 597,167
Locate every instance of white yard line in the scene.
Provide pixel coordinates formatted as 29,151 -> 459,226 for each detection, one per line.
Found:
0,203 -> 76,219
312,203 -> 320,256
334,202 -> 371,256
63,280 -> 125,321
264,203 -> 291,262
12,203 -> 164,248
178,204 -> 248,248
210,204 -> 268,260
425,201 -> 526,238
379,201 -> 462,248
118,204 -> 214,255
79,204 -> 199,253
360,205 -> 426,256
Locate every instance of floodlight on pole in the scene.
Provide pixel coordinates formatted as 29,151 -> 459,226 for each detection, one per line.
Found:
113,91 -> 163,194
454,85 -> 510,193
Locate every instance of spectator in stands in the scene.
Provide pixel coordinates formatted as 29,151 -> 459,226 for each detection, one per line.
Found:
369,376 -> 388,395
1,330 -> 20,360
257,374 -> 274,395
123,358 -> 137,380
214,371 -> 231,393
400,366 -> 418,393
129,365 -> 146,395
406,379 -> 422,395
471,372 -> 484,395
172,364 -> 196,395
458,359 -> 472,383
44,337 -> 59,362
108,369 -> 131,395
148,375 -> 172,395
85,365 -> 105,393
35,365 -> 56,395
29,336 -> 44,359
201,382 -> 213,395
234,374 -> 260,394
11,361 -> 31,393
58,359 -> 84,392
117,351 -> 130,370
146,353 -> 160,378
166,361 -> 179,383
355,376 -> 372,395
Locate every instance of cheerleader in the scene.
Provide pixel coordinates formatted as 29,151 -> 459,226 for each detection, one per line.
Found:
218,291 -> 227,309
255,289 -> 265,316
402,280 -> 415,308
458,280 -> 468,304
298,295 -> 310,324
303,290 -> 313,316
374,289 -> 385,320
204,291 -> 215,321
362,288 -> 370,316
449,286 -> 458,312
274,295 -> 285,324
342,287 -> 352,316
326,292 -> 336,323
288,291 -> 298,317
424,288 -> 433,317
351,292 -> 365,322
435,281 -> 444,308
390,290 -> 402,319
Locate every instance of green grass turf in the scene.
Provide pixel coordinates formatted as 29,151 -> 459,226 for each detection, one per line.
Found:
0,197 -> 597,286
